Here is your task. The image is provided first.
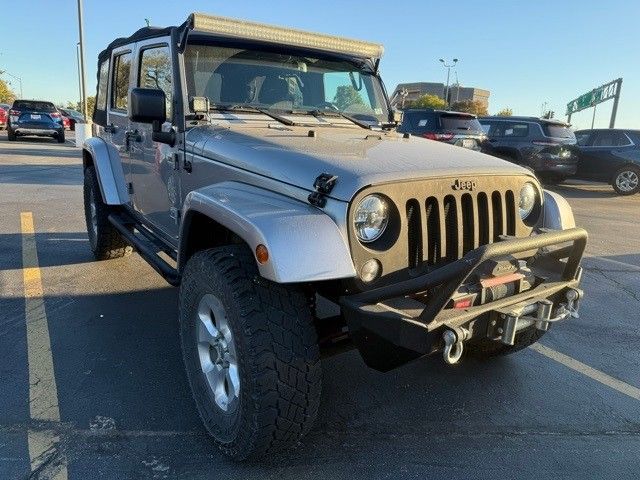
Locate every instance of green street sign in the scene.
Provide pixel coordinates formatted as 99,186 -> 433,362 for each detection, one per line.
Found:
566,79 -> 622,115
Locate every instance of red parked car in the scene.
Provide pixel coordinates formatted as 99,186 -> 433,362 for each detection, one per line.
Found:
0,103 -> 10,130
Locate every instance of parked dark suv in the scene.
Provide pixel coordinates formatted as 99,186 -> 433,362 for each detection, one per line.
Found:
574,129 -> 640,195
398,109 -> 489,152
479,116 -> 577,183
7,100 -> 65,143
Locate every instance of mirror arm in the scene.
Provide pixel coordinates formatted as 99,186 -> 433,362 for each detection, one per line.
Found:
151,120 -> 176,147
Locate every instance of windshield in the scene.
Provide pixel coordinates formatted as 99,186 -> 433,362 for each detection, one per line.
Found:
543,123 -> 575,139
13,101 -> 57,112
440,114 -> 483,132
184,44 -> 390,125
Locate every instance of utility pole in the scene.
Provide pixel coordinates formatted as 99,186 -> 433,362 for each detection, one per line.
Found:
439,58 -> 458,107
77,0 -> 88,119
591,103 -> 597,129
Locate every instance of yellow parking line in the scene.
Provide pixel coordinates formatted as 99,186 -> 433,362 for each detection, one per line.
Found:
21,212 -> 68,479
531,343 -> 640,401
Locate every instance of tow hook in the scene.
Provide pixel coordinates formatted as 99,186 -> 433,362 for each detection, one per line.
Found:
443,327 -> 468,365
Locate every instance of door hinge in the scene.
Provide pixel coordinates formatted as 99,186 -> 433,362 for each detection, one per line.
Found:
128,182 -> 134,194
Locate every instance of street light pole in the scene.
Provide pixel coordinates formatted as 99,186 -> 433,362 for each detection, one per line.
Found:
76,42 -> 84,112
77,0 -> 88,120
439,58 -> 458,107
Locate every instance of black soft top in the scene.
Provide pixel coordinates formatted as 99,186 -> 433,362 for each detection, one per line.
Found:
97,25 -> 178,63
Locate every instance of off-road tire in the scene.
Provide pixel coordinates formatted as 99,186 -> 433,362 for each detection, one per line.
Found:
7,128 -> 16,141
465,326 -> 547,358
83,166 -> 132,260
612,166 -> 640,196
179,246 -> 321,460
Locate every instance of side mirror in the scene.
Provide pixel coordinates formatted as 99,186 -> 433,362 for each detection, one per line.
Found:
129,88 -> 166,124
129,88 -> 175,146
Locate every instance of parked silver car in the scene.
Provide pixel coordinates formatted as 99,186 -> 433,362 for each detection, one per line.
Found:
83,13 -> 587,460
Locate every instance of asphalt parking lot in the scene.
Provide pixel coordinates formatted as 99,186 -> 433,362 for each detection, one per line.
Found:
1,132 -> 639,480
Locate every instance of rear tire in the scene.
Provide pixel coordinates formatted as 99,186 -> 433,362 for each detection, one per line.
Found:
179,245 -> 321,460
612,166 -> 640,195
83,166 -> 132,260
466,326 -> 547,358
7,128 -> 16,141
56,132 -> 65,143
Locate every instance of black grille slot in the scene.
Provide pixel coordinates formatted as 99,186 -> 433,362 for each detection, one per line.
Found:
461,193 -> 474,254
491,191 -> 503,241
425,197 -> 440,264
406,199 -> 422,269
404,188 -> 517,270
477,192 -> 490,245
505,190 -> 516,235
443,195 -> 458,261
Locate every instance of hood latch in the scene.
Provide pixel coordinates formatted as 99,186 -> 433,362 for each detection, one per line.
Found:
308,173 -> 338,208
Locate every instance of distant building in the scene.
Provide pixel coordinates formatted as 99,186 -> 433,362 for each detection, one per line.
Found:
390,82 -> 490,110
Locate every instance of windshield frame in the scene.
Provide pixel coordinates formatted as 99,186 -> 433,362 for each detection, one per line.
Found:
181,34 -> 393,124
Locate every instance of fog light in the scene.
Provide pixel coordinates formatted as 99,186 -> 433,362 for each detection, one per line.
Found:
360,259 -> 381,283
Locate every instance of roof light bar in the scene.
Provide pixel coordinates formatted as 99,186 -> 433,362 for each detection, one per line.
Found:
188,13 -> 384,61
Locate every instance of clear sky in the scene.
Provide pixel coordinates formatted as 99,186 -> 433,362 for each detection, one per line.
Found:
2,0 -> 638,130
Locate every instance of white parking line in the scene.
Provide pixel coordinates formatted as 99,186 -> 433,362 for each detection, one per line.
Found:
21,212 -> 68,479
531,343 -> 640,401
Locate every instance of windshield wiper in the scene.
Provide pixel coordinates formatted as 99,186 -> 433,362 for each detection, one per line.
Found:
210,104 -> 295,126
308,109 -> 375,130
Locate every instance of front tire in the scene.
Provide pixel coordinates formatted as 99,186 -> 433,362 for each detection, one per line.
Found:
83,166 -> 132,260
179,246 -> 321,460
612,166 -> 640,195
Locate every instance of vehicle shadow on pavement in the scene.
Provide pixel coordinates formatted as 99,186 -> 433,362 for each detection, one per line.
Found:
547,182 -> 620,200
0,232 -> 92,270
36,284 -> 525,473
0,145 -> 81,157
0,164 -> 83,185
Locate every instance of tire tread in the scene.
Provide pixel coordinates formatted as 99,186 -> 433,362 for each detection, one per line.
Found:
179,246 -> 321,460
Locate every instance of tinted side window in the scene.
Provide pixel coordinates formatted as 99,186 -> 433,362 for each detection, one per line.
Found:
111,52 -> 132,111
575,132 -> 591,146
139,46 -> 172,119
593,132 -> 632,147
504,122 -> 529,138
96,60 -> 109,112
479,121 -> 492,134
403,111 -> 435,132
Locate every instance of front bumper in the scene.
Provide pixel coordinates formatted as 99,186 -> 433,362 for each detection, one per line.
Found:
341,227 -> 587,371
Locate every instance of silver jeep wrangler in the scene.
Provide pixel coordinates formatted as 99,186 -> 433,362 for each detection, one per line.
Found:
83,13 -> 587,460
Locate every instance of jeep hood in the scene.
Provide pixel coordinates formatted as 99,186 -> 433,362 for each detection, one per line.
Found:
188,119 -> 532,202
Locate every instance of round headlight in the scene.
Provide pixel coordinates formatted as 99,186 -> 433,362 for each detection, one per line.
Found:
354,194 -> 389,243
519,182 -> 538,220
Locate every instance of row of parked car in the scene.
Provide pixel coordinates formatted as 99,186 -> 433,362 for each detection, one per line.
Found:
0,101 -> 85,136
398,109 -> 640,196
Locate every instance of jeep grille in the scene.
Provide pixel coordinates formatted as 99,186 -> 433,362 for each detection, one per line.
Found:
406,190 -> 516,269
347,176 -> 534,287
